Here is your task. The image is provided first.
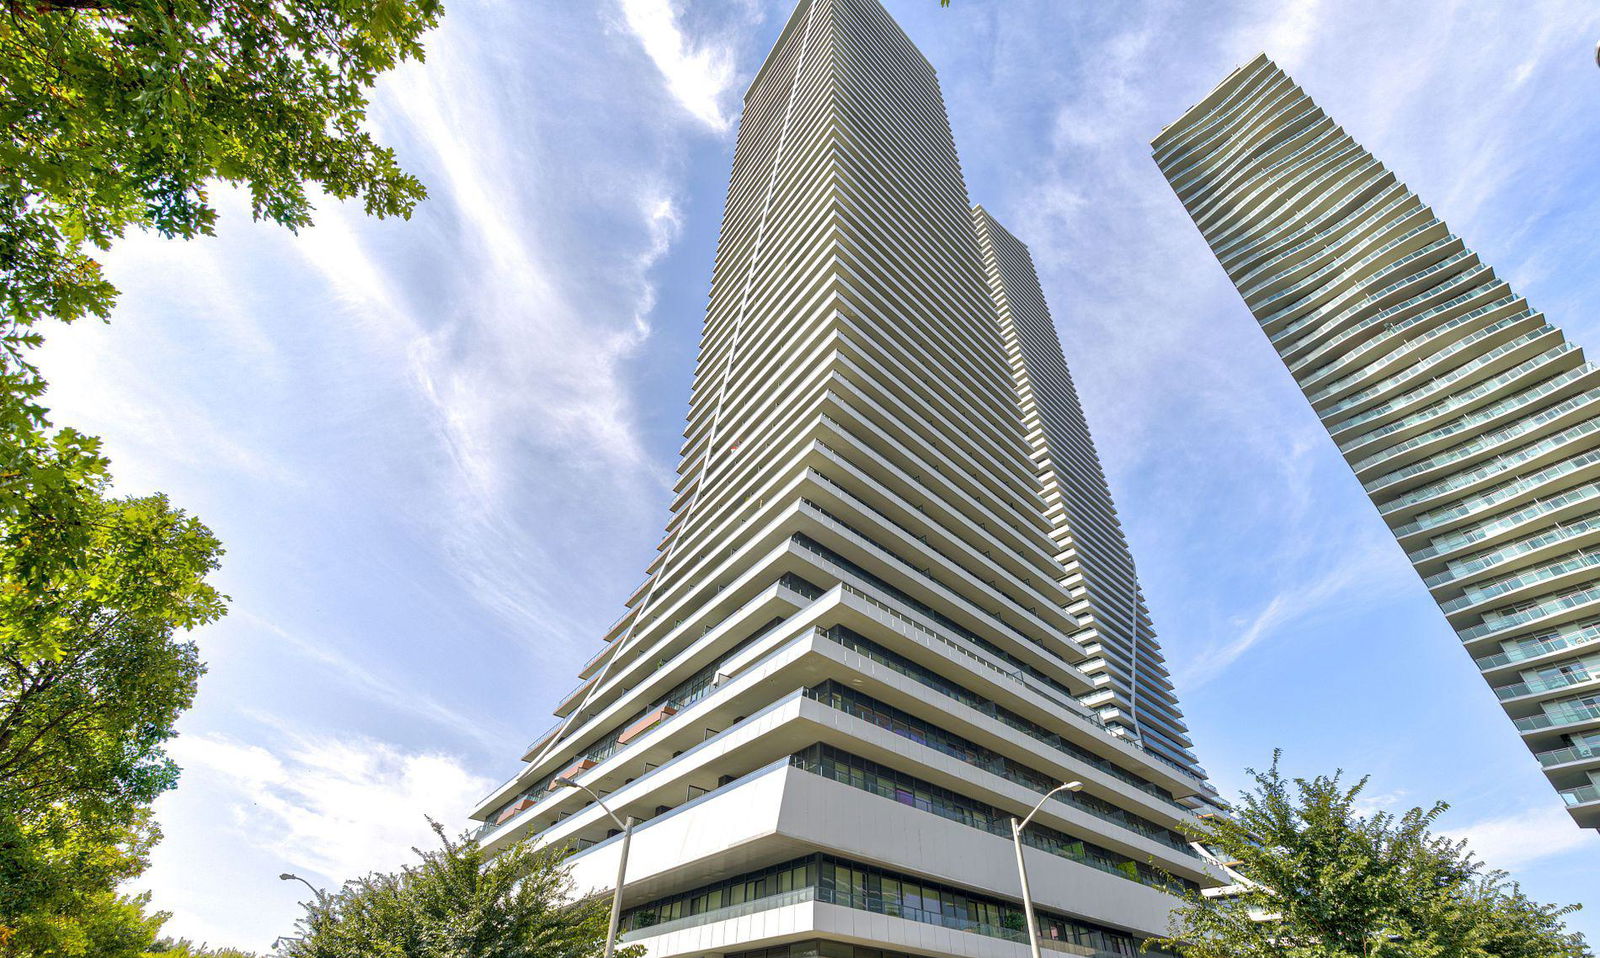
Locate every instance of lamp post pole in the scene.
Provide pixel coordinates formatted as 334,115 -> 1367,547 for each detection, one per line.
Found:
555,777 -> 637,958
1010,781 -> 1082,958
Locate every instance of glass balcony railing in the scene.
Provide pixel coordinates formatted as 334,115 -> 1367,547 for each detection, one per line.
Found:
1458,584 -> 1600,641
1414,480 -> 1600,563
1298,268 -> 1499,388
1442,550 -> 1600,614
1277,249 -> 1476,365
1232,181 -> 1412,287
1475,622 -> 1600,670
819,581 -> 1207,791
1515,702 -> 1600,731
1345,359 -> 1592,465
1380,418 -> 1600,513
1265,228 -> 1452,336
1194,132 -> 1351,234
1217,157 -> 1388,269
815,887 -> 1161,958
1559,783 -> 1600,806
1493,669 -> 1594,700
1365,387 -> 1600,494
624,883 -> 1153,958
620,887 -> 818,941
1427,511 -> 1600,587
1201,141 -> 1363,241
1159,77 -> 1298,176
1188,106 -> 1335,193
1215,154 -> 1382,263
1393,446 -> 1600,538
1536,742 -> 1600,767
1312,302 -> 1529,413
1249,204 -> 1430,316
1238,189 -> 1417,292
1328,325 -> 1557,439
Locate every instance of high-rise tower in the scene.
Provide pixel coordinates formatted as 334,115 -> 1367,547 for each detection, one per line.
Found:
469,2 -> 1223,955
972,209 -> 1201,776
1155,54 -> 1600,829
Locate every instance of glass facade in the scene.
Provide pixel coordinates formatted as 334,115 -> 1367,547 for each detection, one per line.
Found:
792,508 -> 1210,787
791,742 -> 1197,893
1156,52 -> 1600,826
820,623 -> 1182,806
622,854 -> 1173,958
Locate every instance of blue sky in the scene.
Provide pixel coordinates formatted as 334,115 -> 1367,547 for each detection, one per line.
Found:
37,0 -> 1600,949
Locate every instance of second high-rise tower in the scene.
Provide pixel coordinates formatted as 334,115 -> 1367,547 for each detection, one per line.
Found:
1156,55 -> 1600,829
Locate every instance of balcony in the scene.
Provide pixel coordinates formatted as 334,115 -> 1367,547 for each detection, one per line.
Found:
1381,419 -> 1600,516
1424,510 -> 1600,587
1515,703 -> 1600,732
1559,783 -> 1600,807
1311,304 -> 1532,412
621,887 -> 817,941
547,758 -> 598,789
493,797 -> 536,825
620,885 -> 1146,958
1493,669 -> 1594,700
1537,742 -> 1600,767
1347,358 -> 1594,468
1389,447 -> 1600,540
615,704 -> 678,745
1442,550 -> 1600,614
1291,258 -> 1486,381
1329,320 -> 1553,435
1456,585 -> 1600,642
1476,623 -> 1600,670
823,579 -> 1207,790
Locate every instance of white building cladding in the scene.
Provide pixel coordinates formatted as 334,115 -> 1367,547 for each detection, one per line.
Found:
470,0 -> 1225,955
972,209 -> 1202,777
1154,54 -> 1600,829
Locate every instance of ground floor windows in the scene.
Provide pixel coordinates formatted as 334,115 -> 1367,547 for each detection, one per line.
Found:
621,853 -> 1175,958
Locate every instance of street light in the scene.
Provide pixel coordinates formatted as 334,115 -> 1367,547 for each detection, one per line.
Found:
1010,781 -> 1082,958
554,777 -> 637,958
279,873 -> 321,899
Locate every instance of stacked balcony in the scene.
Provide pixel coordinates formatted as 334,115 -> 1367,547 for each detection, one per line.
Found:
1155,53 -> 1600,828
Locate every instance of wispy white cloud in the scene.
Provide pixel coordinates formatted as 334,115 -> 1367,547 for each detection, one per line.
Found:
617,0 -> 738,131
1443,805 -> 1598,871
36,302 -> 304,497
1352,787 -> 1410,817
273,10 -> 693,645
1176,531 -> 1412,690
242,614 -> 509,753
167,732 -> 493,884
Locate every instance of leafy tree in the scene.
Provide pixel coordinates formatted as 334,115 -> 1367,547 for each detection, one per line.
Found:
0,0 -> 443,613
0,488 -> 222,954
0,0 -> 439,951
0,492 -> 223,814
0,804 -> 162,957
1160,753 -> 1590,958
0,0 -> 441,335
149,936 -> 258,957
282,822 -> 639,958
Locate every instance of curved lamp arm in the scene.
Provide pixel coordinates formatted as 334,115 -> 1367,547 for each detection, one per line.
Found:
554,776 -> 628,832
1018,781 -> 1082,831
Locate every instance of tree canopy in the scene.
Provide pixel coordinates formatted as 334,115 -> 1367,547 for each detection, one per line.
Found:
1161,753 -> 1590,958
0,491 -> 224,954
0,0 -> 441,335
0,0 -> 439,950
281,822 -> 637,958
